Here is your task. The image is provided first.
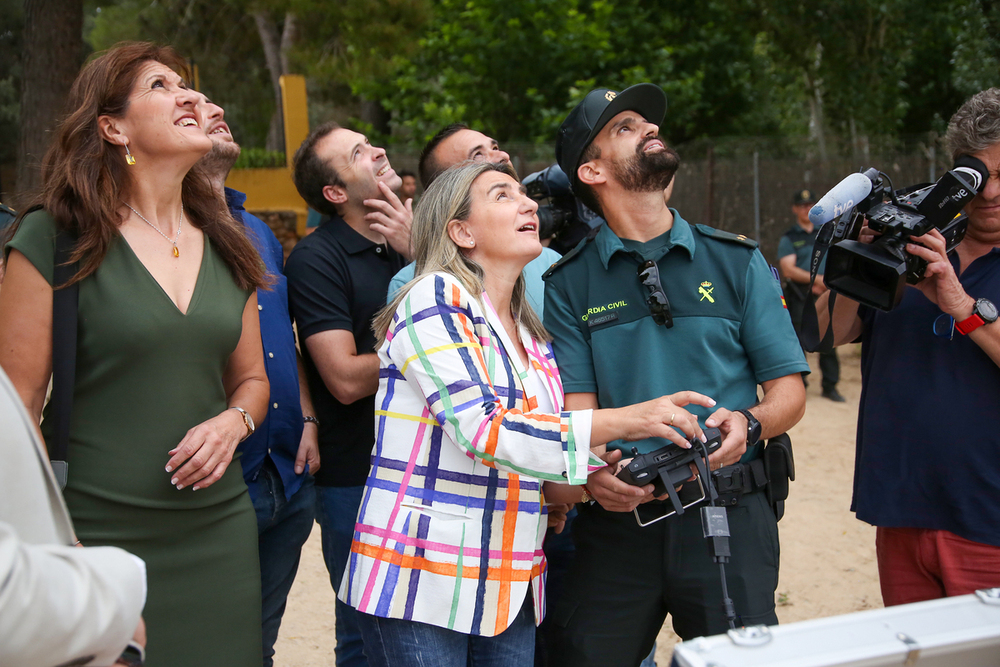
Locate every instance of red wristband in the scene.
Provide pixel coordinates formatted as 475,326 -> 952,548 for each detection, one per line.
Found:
955,313 -> 985,335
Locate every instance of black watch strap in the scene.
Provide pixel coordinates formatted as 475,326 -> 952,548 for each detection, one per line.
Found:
737,409 -> 762,446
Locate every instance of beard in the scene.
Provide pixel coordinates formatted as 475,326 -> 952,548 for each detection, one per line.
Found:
610,137 -> 680,194
199,140 -> 241,180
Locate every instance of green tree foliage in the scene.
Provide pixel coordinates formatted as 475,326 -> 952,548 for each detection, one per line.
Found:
9,0 -> 1000,160
88,0 -> 277,148
359,0 -> 786,146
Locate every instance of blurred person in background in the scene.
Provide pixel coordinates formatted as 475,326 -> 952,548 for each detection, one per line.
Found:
778,188 -> 845,402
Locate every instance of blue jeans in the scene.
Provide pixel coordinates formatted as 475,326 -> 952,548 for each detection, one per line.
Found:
315,484 -> 369,667
356,590 -> 535,667
249,462 -> 317,667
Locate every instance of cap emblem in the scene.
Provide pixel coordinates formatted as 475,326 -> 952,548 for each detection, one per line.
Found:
605,91 -> 617,102
801,190 -> 810,201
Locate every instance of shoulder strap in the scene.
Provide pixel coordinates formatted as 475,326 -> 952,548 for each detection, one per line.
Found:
797,221 -> 838,353
693,224 -> 758,249
50,223 -> 79,481
542,225 -> 600,280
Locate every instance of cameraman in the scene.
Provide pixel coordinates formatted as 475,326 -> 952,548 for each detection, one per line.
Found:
817,88 -> 1000,606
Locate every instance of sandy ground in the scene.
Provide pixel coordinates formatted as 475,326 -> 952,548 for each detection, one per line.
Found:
272,345 -> 880,666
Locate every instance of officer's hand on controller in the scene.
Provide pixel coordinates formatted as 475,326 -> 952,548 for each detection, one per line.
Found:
704,408 -> 749,470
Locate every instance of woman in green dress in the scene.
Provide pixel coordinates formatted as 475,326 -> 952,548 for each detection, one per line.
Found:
0,43 -> 269,666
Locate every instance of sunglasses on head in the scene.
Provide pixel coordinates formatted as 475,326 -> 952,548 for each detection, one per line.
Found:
637,260 -> 673,328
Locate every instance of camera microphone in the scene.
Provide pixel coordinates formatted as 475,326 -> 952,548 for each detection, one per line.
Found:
809,173 -> 876,225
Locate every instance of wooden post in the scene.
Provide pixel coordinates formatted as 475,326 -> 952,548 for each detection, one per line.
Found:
279,75 -> 310,235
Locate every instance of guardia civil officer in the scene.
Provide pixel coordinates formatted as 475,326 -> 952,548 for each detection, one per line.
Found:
543,84 -> 808,667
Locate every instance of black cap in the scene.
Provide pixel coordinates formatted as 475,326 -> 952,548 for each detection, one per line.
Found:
556,83 -> 668,192
793,189 -> 815,205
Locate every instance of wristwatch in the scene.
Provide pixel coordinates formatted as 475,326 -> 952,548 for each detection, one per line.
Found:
955,298 -> 998,335
736,409 -> 762,446
116,640 -> 145,667
229,406 -> 255,442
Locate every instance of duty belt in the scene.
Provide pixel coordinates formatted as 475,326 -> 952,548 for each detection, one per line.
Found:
710,458 -> 768,507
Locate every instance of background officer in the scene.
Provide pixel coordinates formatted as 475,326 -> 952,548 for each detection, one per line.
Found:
778,189 -> 845,402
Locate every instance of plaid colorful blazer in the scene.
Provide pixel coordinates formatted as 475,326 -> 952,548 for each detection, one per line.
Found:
338,272 -> 601,636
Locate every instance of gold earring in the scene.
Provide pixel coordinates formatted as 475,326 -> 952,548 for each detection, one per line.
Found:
124,143 -> 136,166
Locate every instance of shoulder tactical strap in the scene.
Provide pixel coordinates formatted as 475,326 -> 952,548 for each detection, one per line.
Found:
542,225 -> 600,280
50,218 -> 80,488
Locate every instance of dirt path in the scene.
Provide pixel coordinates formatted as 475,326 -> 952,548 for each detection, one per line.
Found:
273,346 -> 880,666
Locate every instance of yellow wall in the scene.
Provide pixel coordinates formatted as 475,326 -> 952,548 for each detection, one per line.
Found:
224,74 -> 311,236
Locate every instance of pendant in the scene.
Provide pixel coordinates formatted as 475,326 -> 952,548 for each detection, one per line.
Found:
173,246 -> 179,258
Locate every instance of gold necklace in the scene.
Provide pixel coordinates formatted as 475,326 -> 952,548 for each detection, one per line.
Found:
124,202 -> 183,257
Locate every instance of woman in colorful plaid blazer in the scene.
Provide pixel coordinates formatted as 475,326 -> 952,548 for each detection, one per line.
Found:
340,161 -> 712,666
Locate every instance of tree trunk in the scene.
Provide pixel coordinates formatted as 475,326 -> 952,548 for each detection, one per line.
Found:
254,10 -> 297,154
360,97 -> 390,137
806,43 -> 827,162
16,0 -> 84,204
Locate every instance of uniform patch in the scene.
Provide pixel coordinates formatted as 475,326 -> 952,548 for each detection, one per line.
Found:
698,281 -> 715,303
781,295 -> 788,309
582,300 -> 629,322
588,312 -> 619,327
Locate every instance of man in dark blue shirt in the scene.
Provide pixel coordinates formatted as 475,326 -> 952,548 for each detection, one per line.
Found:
197,96 -> 320,667
820,88 -> 1000,606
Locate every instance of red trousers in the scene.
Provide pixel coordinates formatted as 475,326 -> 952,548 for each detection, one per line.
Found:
876,526 -> 1000,606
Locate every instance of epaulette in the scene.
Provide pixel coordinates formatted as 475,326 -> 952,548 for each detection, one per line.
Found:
542,225 -> 601,280
693,223 -> 757,249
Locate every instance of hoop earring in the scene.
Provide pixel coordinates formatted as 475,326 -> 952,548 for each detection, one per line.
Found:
124,143 -> 136,166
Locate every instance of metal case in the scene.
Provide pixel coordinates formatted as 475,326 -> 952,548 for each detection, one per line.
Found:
673,588 -> 1000,667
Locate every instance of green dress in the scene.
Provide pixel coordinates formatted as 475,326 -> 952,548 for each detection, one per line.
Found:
7,211 -> 262,666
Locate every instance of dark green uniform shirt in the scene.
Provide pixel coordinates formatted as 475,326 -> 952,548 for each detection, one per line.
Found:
543,210 -> 808,462
777,223 -> 826,274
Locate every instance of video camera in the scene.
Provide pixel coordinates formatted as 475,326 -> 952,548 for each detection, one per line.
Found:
522,163 -> 603,254
808,155 -> 989,311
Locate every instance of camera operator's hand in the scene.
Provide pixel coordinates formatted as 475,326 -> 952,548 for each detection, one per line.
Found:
704,408 -> 749,470
584,449 -> 655,512
907,229 -> 975,320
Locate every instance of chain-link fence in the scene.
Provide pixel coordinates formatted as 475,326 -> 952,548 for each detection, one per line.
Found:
387,132 -> 953,265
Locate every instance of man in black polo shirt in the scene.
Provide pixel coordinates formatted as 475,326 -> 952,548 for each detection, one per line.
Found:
286,121 -> 411,667
777,189 -> 845,402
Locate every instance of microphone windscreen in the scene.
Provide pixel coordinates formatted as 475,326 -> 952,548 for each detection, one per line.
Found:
808,173 -> 874,225
953,154 -> 989,193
